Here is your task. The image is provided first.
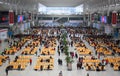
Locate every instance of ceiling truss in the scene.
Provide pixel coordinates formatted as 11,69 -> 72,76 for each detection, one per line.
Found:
0,0 -> 120,14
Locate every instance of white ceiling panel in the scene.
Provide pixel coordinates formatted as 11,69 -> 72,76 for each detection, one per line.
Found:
0,0 -> 119,12
38,0 -> 83,7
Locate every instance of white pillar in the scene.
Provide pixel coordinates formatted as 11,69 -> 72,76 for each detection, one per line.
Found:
32,12 -> 34,21
107,0 -> 110,16
83,14 -> 86,22
68,17 -> 69,21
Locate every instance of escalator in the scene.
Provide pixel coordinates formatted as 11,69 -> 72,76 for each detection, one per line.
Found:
54,17 -> 68,24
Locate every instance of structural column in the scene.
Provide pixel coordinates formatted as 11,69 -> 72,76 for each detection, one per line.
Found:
88,12 -> 91,26
83,14 -> 86,22
68,17 -> 69,22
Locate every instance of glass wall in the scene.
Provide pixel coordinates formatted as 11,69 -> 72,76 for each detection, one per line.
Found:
38,3 -> 83,15
38,3 -> 47,14
46,7 -> 75,15
75,4 -> 83,14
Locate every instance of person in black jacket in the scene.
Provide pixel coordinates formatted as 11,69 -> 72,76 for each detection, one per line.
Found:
58,50 -> 60,56
47,65 -> 50,70
40,65 -> 43,71
75,53 -> 78,58
5,67 -> 9,76
118,66 -> 120,71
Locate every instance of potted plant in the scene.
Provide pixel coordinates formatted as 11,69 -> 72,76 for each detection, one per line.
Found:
65,55 -> 74,71
61,31 -> 74,71
64,49 -> 69,55
64,45 -> 69,55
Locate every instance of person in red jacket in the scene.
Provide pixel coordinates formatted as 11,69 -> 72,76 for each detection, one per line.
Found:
106,59 -> 109,65
98,53 -> 100,59
30,59 -> 32,65
71,52 -> 74,58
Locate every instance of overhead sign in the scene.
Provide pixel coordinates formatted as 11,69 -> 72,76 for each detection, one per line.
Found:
9,10 -> 14,26
112,11 -> 117,25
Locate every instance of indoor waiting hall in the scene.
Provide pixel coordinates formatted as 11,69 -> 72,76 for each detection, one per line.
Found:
0,0 -> 120,76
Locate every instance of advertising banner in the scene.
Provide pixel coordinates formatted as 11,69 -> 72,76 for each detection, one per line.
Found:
112,11 -> 117,24
9,10 -> 14,25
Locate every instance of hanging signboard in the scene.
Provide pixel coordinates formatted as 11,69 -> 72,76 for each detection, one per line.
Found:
112,11 -> 117,26
9,10 -> 14,26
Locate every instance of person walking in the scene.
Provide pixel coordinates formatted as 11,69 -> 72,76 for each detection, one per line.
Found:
87,73 -> 89,76
58,45 -> 59,50
71,52 -> 74,59
75,52 -> 78,58
98,53 -> 100,59
5,67 -> 9,76
58,50 -> 60,56
8,57 -> 10,64
59,71 -> 63,76
30,58 -> 32,65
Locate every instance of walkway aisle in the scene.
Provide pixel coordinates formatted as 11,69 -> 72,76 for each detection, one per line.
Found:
54,40 -> 67,71
0,41 -> 8,75
0,41 -> 9,76
56,34 -> 86,76
0,40 -> 9,53
53,37 -> 83,76
67,34 -> 78,70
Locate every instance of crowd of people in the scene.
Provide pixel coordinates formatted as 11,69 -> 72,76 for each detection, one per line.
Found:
0,27 -> 120,76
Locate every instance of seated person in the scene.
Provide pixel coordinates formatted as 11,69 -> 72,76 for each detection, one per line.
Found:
89,52 -> 91,55
42,52 -> 45,55
40,65 -> 43,71
47,65 -> 50,70
96,66 -> 100,71
98,63 -> 102,66
110,63 -> 114,67
50,56 -> 53,59
1,59 -> 5,62
119,66 -> 120,71
48,51 -> 50,55
101,65 -> 104,71
88,66 -> 91,70
46,59 -> 50,62
40,59 -> 43,62
18,65 -> 21,70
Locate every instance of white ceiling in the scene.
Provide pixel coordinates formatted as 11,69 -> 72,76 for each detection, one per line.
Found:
0,0 -> 120,13
38,0 -> 83,7
0,0 -> 84,11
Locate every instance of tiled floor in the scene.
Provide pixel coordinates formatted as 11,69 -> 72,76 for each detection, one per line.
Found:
0,36 -> 120,76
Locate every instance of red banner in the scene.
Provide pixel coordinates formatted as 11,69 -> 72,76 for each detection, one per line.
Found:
9,10 -> 14,25
112,11 -> 117,24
